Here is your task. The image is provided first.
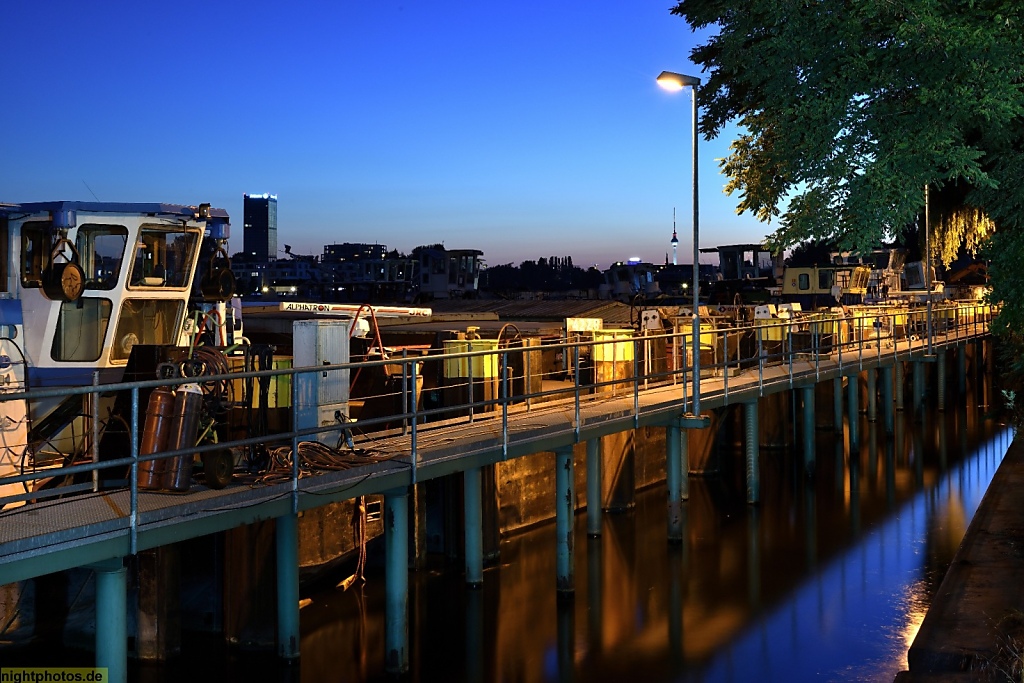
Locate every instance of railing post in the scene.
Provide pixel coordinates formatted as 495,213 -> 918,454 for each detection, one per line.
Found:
401,349 -> 409,436
130,386 -> 139,555
468,346 -> 475,423
633,337 -> 640,427
411,361 -> 419,484
573,342 -> 581,440
525,341 -> 533,412
92,371 -> 100,493
502,351 -> 509,460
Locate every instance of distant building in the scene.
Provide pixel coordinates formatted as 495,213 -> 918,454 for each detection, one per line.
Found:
243,193 -> 278,262
322,243 -> 388,263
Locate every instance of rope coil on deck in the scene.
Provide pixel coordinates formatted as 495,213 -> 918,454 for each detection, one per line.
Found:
256,440 -> 400,485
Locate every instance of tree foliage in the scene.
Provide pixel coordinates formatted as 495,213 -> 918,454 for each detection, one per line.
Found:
670,1 -> 1024,286
671,0 -> 1024,330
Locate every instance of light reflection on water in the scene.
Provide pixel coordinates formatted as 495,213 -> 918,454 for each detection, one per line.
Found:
298,405 -> 1011,683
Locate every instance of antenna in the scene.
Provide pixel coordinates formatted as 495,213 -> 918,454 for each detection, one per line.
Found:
82,180 -> 100,202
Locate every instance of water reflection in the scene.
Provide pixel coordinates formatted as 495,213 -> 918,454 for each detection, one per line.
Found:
294,402 -> 1010,683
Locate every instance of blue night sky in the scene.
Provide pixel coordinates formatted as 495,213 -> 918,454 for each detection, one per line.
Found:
3,1 -> 770,269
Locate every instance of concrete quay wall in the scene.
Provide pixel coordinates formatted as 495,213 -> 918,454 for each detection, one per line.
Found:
898,434 -> 1024,681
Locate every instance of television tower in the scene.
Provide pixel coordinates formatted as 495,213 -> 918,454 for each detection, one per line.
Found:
670,208 -> 679,265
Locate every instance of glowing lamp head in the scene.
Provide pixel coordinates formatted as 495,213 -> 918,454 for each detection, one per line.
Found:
657,71 -> 701,91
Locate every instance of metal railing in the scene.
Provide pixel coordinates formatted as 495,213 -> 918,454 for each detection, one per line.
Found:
0,301 -> 995,544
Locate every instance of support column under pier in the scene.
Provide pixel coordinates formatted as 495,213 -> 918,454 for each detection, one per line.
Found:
385,489 -> 409,674
913,360 -> 926,421
867,368 -> 877,423
276,513 -> 300,660
958,344 -> 967,396
881,365 -> 894,435
745,400 -> 760,505
464,466 -> 483,587
92,557 -> 128,683
801,386 -> 815,476
938,350 -> 947,412
586,439 -> 602,538
847,373 -> 859,448
895,361 -> 905,411
556,446 -> 576,594
833,377 -> 843,433
666,423 -> 682,543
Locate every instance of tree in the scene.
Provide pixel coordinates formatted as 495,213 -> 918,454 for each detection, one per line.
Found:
671,0 -> 1024,327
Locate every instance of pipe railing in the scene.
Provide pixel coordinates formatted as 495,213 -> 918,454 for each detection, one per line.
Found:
0,302 -> 996,530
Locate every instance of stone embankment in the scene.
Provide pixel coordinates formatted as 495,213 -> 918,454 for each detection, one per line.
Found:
897,435 -> 1024,681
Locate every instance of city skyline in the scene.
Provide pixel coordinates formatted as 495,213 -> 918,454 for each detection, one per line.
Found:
3,1 -> 771,270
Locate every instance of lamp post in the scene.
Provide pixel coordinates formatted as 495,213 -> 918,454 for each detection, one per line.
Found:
924,184 -> 933,355
657,70 -> 702,415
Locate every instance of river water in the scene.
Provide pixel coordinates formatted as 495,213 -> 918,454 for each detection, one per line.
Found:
288,401 -> 1011,683
7,391 -> 1009,683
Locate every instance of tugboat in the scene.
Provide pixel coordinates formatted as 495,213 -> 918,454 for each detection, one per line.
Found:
0,201 -> 238,502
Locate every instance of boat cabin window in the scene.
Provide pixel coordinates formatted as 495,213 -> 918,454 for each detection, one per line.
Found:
128,225 -> 198,289
21,222 -> 49,288
76,224 -> 128,291
50,298 -> 113,362
110,299 -> 183,361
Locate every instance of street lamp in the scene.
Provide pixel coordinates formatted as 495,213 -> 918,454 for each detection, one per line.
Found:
924,184 -> 934,356
657,70 -> 702,415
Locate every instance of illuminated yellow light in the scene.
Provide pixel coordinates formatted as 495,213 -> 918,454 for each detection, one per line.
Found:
657,77 -> 685,92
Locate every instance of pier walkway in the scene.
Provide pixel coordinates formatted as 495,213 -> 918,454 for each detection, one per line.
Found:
0,304 -> 994,587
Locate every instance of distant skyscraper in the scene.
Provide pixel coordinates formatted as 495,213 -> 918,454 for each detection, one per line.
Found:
243,193 -> 278,262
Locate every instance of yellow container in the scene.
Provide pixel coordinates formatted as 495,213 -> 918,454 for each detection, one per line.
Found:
680,323 -> 716,351
754,318 -> 785,342
592,329 -> 635,363
443,339 -> 499,378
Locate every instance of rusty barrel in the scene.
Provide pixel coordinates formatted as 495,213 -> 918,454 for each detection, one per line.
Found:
138,386 -> 175,490
162,384 -> 203,492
